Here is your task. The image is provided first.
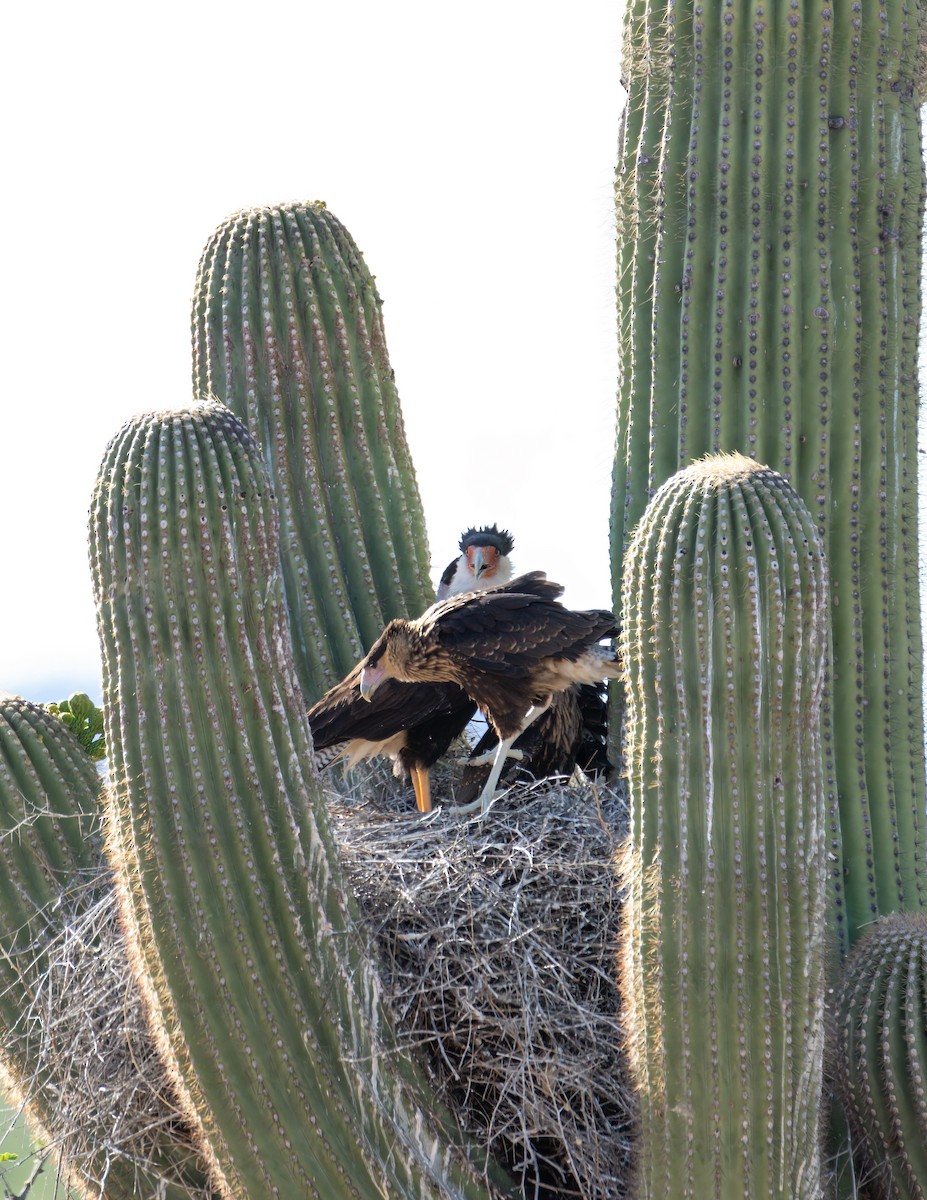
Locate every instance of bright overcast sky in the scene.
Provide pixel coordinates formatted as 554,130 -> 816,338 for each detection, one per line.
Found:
1,2 -> 625,706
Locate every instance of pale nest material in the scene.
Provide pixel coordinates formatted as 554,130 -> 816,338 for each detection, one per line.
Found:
0,874 -> 214,1198
329,760 -> 634,1199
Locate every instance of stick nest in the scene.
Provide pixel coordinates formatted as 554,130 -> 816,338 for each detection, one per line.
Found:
329,760 -> 634,1199
2,765 -> 634,1199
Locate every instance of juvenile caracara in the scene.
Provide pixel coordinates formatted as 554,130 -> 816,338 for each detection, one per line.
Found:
359,572 -> 621,814
307,526 -> 516,813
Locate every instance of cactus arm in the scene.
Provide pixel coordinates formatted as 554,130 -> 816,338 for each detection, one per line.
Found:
0,698 -> 101,1016
192,203 -> 434,700
193,209 -> 364,687
612,0 -> 925,951
834,912 -> 927,1199
90,400 -> 509,1199
300,204 -> 431,596
619,454 -> 829,1199
0,697 -> 217,1198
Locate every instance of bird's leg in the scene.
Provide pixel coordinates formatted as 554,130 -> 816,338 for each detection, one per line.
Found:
411,764 -> 432,813
455,704 -> 546,816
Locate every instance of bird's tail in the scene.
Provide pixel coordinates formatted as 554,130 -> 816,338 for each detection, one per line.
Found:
311,741 -> 351,771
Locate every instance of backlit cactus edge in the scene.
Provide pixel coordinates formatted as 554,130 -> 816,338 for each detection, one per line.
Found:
2,2 -> 927,1193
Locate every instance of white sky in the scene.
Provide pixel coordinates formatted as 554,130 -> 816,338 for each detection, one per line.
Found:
1,2 -> 625,706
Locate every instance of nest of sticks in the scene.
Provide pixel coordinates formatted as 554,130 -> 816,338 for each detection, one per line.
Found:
329,757 -> 634,1199
1,760 -> 633,1199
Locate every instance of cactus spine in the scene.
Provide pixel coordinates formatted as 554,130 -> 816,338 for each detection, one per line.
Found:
89,400 -> 506,1198
619,454 -> 829,1199
0,697 -> 215,1198
192,202 -> 433,699
611,0 -> 926,951
833,911 -> 927,1199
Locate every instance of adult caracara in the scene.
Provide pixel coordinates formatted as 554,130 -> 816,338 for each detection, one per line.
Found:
454,680 -> 611,805
436,524 -> 515,599
307,526 -> 516,813
359,572 -> 621,815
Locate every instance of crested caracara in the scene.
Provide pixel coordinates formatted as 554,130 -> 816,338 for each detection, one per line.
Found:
454,679 -> 611,805
359,572 -> 621,814
307,526 -> 516,813
436,525 -> 514,599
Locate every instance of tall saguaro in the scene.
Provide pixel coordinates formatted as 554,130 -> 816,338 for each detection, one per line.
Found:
611,1 -> 927,949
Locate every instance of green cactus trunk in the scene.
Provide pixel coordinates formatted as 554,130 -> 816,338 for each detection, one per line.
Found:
0,697 -> 102,1195
834,911 -> 927,1200
0,697 -> 215,1198
192,202 -> 433,700
89,400 -> 508,1199
611,0 -> 926,953
619,454 -> 829,1199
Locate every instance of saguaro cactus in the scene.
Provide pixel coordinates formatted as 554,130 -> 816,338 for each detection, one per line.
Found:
0,697 -> 102,1194
0,697 -> 215,1198
89,399 -> 507,1198
833,911 -> 927,1200
619,453 -> 829,1199
611,0 -> 926,951
192,202 -> 433,699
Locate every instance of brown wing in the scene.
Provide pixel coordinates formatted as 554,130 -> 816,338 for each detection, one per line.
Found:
426,586 -> 618,678
308,662 -> 473,751
423,571 -> 564,624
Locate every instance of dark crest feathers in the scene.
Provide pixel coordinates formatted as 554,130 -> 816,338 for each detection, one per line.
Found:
458,524 -> 514,556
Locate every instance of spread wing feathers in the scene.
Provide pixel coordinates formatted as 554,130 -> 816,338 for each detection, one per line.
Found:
308,661 -> 471,751
421,573 -> 618,677
454,681 -> 611,804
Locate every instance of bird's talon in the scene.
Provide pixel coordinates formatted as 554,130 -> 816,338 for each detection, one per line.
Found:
466,747 -> 525,768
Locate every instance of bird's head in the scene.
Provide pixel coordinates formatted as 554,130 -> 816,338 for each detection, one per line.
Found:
457,525 -> 515,589
359,620 -> 419,700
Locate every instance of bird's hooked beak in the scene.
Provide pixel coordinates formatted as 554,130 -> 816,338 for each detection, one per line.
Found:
359,663 -> 386,701
467,544 -> 498,580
